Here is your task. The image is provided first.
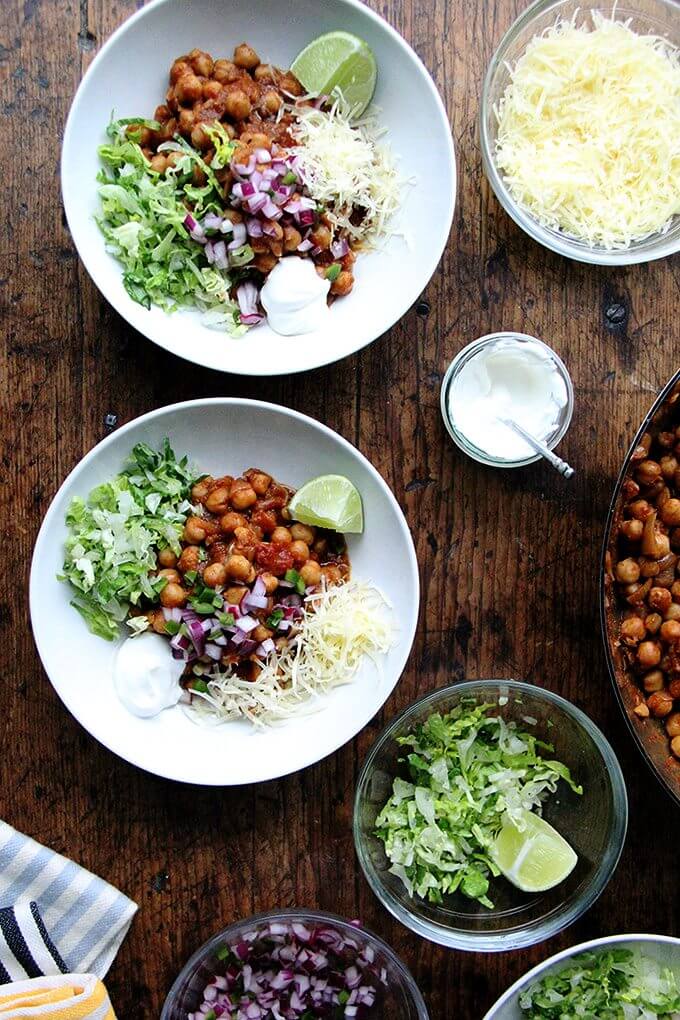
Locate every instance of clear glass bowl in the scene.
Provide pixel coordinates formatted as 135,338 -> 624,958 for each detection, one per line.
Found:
440,333 -> 574,468
480,0 -> 680,265
160,909 -> 429,1019
353,680 -> 628,952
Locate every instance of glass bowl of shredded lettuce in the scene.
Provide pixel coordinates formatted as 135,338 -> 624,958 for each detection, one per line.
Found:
353,680 -> 628,951
483,934 -> 680,1019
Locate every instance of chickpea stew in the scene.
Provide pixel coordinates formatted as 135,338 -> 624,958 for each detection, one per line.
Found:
60,440 -> 394,728
96,40 -> 402,336
605,379 -> 680,764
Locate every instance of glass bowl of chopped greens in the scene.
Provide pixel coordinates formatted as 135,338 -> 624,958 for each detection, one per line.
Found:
483,933 -> 680,1018
480,0 -> 680,266
160,909 -> 430,1019
353,680 -> 628,951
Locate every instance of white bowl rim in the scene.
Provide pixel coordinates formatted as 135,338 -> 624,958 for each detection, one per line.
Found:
482,933 -> 680,1018
61,0 -> 456,375
29,397 -> 420,784
479,0 -> 680,266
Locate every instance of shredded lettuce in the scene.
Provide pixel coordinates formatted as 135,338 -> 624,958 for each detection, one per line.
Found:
519,948 -> 680,1018
96,119 -> 247,332
375,701 -> 582,908
59,440 -> 197,640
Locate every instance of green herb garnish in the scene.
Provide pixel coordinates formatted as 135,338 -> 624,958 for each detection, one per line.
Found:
284,568 -> 306,595
325,263 -> 341,282
267,608 -> 284,628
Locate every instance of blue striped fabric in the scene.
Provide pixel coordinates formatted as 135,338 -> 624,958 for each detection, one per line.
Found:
0,823 -> 137,982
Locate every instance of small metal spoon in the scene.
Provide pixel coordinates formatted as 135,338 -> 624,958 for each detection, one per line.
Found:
498,417 -> 575,479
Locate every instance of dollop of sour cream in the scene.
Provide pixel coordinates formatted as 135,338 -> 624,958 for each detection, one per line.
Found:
114,633 -> 186,718
260,257 -> 330,335
448,337 -> 569,461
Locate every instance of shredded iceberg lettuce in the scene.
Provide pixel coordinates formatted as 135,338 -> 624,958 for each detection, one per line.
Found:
519,948 -> 680,1018
59,439 -> 197,640
96,119 -> 246,332
375,701 -> 582,907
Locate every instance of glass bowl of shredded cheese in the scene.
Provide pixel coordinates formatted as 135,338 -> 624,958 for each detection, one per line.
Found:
480,0 -> 680,264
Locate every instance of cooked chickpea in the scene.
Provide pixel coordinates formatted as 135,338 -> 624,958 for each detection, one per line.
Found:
184,517 -> 208,543
321,564 -> 342,585
283,225 -> 302,252
234,526 -> 258,546
310,224 -> 332,250
213,58 -> 238,83
619,519 -> 644,542
661,498 -> 680,526
260,572 -> 279,594
160,582 -> 187,608
157,547 -> 177,568
191,122 -> 213,150
202,79 -> 222,101
660,455 -> 679,480
643,669 -> 665,693
665,602 -> 680,621
226,554 -> 252,581
671,735 -> 680,759
638,640 -> 661,668
170,59 -> 192,84
225,90 -> 252,120
313,537 -> 328,556
252,625 -> 273,643
230,485 -> 257,511
224,586 -> 246,606
670,678 -> 680,699
647,690 -> 674,717
149,609 -> 167,635
260,90 -> 282,115
645,613 -> 662,634
178,545 -> 201,574
615,558 -> 640,583
620,617 -> 646,645
233,42 -> 260,69
175,73 -> 203,105
271,526 -> 292,545
150,153 -> 168,174
220,511 -> 246,533
665,712 -> 680,738
254,63 -> 276,82
290,523 -> 315,544
629,500 -> 653,521
300,560 -> 322,586
205,485 -> 231,514
639,559 -> 660,578
278,72 -> 303,96
331,271 -> 354,297
190,49 -> 213,77
248,471 -> 271,495
635,459 -> 662,486
649,587 -> 672,613
203,562 -> 228,588
660,619 -> 680,643
254,252 -> 278,273
157,568 -> 181,585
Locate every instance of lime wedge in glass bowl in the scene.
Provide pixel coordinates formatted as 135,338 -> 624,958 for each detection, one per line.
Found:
291,31 -> 377,117
289,474 -> 364,533
492,810 -> 578,893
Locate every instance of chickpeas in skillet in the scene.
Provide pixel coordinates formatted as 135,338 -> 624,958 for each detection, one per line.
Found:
608,385 -> 680,760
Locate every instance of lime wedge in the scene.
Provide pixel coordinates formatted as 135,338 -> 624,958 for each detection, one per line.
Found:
291,31 -> 377,117
288,474 -> 364,533
491,811 -> 577,893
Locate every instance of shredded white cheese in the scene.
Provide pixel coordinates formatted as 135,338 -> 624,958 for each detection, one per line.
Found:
289,99 -> 405,246
494,13 -> 680,249
189,579 -> 395,728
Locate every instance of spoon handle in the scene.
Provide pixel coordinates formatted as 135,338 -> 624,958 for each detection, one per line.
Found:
499,417 -> 575,479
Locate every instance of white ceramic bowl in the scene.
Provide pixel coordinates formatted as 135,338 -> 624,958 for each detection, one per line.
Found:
29,399 -> 419,785
61,0 -> 456,375
483,934 -> 680,1018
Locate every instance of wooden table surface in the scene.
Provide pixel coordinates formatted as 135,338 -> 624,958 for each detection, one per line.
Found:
2,0 -> 679,1016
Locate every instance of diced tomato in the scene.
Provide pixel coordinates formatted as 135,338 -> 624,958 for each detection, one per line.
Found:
255,542 -> 294,576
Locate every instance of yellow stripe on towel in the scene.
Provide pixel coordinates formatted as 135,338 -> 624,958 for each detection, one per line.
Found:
0,975 -> 115,1018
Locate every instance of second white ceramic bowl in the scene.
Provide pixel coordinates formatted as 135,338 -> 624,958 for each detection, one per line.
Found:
62,0 -> 456,374
29,399 -> 419,785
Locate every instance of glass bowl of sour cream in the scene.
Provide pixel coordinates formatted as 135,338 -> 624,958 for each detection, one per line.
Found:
440,332 -> 574,469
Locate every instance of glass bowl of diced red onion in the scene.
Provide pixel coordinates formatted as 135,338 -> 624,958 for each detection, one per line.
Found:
160,909 -> 428,1020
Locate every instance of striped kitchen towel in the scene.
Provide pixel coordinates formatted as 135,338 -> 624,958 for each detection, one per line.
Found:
0,823 -> 137,982
0,974 -> 115,1018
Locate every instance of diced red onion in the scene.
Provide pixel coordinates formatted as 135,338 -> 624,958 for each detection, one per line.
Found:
205,240 -> 216,264
220,219 -> 234,235
235,614 -> 258,633
299,209 -> 315,226
296,238 -> 313,252
240,313 -> 264,326
299,196 -> 316,211
245,192 -> 268,215
331,237 -> 350,258
254,147 -> 271,164
250,169 -> 264,191
233,154 -> 256,176
162,607 -> 183,622
211,240 -> 229,270
262,220 -> 280,238
204,643 -> 222,661
237,281 -> 259,317
204,212 -> 224,231
227,222 -> 247,249
246,217 -> 264,238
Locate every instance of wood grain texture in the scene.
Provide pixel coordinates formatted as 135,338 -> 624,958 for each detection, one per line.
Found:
1,0 -> 679,1016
